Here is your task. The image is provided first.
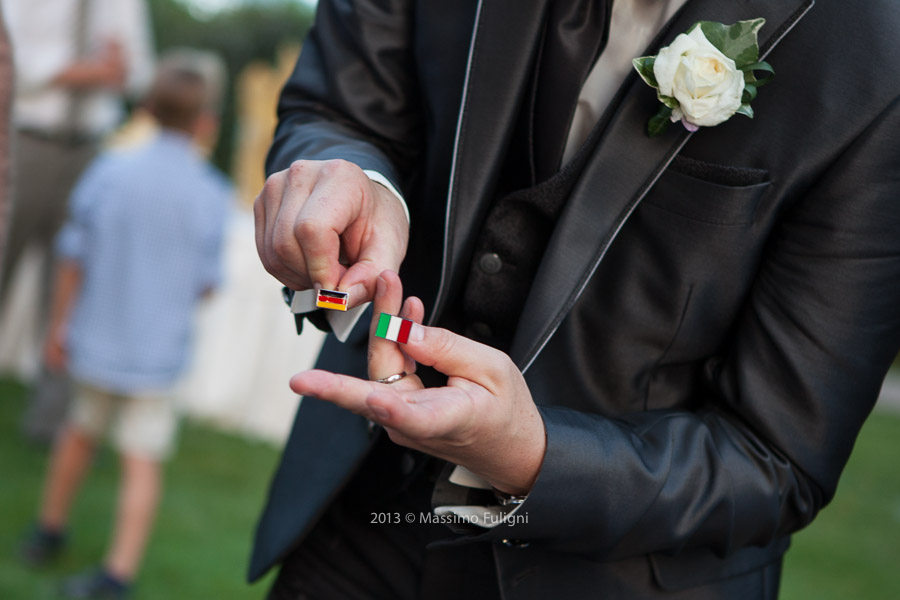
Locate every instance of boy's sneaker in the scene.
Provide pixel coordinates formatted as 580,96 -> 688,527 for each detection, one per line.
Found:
59,568 -> 132,600
19,525 -> 66,566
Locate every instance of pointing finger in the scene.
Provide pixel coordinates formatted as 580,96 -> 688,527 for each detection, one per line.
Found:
368,271 -> 410,381
290,370 -> 378,417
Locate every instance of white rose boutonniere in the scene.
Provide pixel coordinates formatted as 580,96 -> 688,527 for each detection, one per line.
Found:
633,19 -> 774,136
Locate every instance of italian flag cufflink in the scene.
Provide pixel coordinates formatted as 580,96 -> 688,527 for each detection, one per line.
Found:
316,289 -> 349,311
375,313 -> 413,344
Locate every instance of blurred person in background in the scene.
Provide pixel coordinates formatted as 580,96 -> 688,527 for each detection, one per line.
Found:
0,0 -> 154,444
19,49 -> 231,600
0,2 -> 10,253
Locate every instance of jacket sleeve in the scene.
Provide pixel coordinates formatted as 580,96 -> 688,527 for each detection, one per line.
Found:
465,96 -> 900,560
265,0 -> 422,193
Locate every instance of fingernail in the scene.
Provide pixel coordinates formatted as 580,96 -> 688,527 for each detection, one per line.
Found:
374,278 -> 386,299
399,297 -> 411,318
370,405 -> 390,421
409,323 -> 424,343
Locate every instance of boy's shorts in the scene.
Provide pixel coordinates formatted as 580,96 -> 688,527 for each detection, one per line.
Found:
68,381 -> 178,461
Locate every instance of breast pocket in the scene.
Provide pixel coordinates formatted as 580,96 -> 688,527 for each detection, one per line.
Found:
642,156 -> 771,227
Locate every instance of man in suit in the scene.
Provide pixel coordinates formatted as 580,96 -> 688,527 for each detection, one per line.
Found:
251,0 -> 900,598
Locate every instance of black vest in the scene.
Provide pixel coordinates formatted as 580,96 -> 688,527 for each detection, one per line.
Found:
455,100 -> 608,352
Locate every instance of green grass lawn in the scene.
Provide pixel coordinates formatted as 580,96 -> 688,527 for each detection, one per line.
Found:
0,377 -> 280,599
1,376 -> 899,599
780,409 -> 900,599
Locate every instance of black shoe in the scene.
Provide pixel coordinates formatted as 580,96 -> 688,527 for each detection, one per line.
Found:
19,525 -> 66,566
59,568 -> 131,600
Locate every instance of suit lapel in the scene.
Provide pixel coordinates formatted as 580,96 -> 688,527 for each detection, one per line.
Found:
429,0 -> 551,326
509,0 -> 816,371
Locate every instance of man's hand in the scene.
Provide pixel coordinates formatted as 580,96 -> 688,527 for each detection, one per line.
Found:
289,271 -> 547,495
254,160 -> 409,307
54,39 -> 126,90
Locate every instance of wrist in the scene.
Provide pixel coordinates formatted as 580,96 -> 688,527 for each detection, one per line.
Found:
464,401 -> 546,496
363,169 -> 410,225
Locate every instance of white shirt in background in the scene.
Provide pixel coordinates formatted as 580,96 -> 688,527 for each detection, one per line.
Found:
1,0 -> 154,136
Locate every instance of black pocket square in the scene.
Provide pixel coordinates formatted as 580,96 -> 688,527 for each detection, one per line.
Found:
670,155 -> 769,187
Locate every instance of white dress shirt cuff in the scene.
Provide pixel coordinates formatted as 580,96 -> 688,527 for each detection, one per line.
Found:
434,465 -> 529,529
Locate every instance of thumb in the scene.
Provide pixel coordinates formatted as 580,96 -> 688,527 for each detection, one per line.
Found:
400,322 -> 510,394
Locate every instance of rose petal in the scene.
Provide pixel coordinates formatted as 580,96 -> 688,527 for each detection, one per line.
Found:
653,33 -> 699,97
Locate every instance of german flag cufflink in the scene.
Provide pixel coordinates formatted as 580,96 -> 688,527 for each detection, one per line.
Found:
316,289 -> 349,311
375,313 -> 413,344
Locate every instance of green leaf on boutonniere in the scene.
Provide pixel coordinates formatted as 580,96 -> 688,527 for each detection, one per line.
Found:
744,61 -> 775,87
648,105 -> 673,137
743,61 -> 774,104
632,56 -> 679,110
657,93 -> 679,110
736,104 -> 754,119
742,83 -> 757,104
691,18 -> 766,69
632,56 -> 658,88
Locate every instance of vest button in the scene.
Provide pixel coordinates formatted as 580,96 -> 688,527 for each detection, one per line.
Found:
479,252 -> 503,274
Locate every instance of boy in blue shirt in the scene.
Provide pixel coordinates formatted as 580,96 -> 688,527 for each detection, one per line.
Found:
22,50 -> 232,599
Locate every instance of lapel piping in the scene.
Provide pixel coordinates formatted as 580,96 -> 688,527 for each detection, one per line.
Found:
511,0 -> 816,373
428,0 -> 484,326
757,1 -> 816,61
428,0 -> 551,327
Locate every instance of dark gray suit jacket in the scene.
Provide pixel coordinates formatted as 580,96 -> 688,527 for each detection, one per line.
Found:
250,0 -> 900,597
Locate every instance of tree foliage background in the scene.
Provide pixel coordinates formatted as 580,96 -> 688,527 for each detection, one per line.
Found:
148,0 -> 314,175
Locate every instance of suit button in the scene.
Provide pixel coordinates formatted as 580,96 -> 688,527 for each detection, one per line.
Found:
500,539 -> 530,548
479,252 -> 503,274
